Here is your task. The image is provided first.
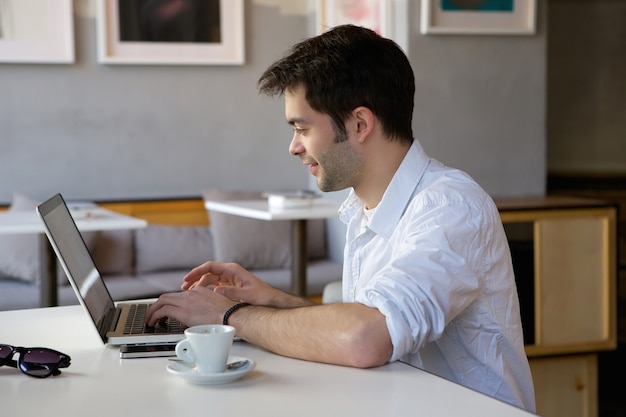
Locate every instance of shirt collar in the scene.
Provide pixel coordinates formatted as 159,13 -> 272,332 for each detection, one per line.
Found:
339,140 -> 431,238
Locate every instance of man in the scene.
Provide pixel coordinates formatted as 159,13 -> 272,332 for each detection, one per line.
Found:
146,25 -> 535,412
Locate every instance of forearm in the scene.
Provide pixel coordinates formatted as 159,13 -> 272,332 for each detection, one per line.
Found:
265,289 -> 318,308
227,303 -> 392,368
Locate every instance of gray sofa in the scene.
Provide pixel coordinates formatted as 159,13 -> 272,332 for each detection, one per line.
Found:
0,192 -> 343,311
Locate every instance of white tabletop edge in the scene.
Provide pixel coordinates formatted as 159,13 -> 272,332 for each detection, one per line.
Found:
0,207 -> 147,234
204,198 -> 341,220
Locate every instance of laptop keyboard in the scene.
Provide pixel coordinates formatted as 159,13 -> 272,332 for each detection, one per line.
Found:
123,303 -> 186,335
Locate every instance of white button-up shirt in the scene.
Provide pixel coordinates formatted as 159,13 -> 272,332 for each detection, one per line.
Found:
339,140 -> 535,412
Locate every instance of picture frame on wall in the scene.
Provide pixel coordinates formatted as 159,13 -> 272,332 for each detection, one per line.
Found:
420,0 -> 536,35
0,0 -> 74,64
96,0 -> 245,65
318,0 -> 390,37
317,0 -> 408,53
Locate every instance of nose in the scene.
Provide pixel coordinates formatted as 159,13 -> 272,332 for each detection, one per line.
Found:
289,133 -> 304,156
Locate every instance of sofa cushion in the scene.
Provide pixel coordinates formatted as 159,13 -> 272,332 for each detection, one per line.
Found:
89,230 -> 134,276
135,225 -> 214,274
203,189 -> 327,270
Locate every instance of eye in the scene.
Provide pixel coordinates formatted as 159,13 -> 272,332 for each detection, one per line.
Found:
293,126 -> 307,135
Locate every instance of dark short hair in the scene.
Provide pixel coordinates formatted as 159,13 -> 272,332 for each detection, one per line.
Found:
258,24 -> 414,143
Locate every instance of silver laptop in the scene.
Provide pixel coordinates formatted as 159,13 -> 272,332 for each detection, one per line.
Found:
37,193 -> 186,346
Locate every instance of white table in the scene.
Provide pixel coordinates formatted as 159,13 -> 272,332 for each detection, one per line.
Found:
204,198 -> 341,296
0,305 -> 537,417
0,207 -> 147,307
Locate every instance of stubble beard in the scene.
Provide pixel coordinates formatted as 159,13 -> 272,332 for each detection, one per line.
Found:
316,139 -> 363,193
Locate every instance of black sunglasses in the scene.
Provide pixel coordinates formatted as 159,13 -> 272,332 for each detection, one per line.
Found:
0,344 -> 71,378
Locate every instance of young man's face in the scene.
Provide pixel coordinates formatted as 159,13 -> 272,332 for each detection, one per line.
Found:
284,86 -> 363,192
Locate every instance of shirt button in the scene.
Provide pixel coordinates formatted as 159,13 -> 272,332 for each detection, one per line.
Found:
349,289 -> 355,299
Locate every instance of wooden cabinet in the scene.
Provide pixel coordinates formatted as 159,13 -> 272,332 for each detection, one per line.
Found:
496,196 -> 618,417
529,354 -> 598,417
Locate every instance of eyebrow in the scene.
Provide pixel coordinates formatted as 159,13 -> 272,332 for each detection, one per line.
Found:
287,117 -> 309,126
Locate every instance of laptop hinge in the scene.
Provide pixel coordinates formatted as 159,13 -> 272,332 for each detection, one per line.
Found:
100,307 -> 121,337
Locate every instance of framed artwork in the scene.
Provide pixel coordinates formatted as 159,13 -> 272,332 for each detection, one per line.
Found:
420,0 -> 536,35
317,0 -> 408,53
0,0 -> 74,64
96,0 -> 244,65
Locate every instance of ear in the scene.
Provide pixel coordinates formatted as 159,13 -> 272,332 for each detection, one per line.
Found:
351,106 -> 375,143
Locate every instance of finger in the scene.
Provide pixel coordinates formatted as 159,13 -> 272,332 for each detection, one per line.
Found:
183,274 -> 219,290
183,262 -> 244,290
182,261 -> 226,288
146,304 -> 178,327
146,296 -> 165,322
181,262 -> 212,288
181,274 -> 215,290
145,292 -> 183,325
213,285 -> 250,302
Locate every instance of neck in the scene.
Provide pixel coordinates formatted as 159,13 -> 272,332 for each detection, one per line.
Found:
354,139 -> 411,209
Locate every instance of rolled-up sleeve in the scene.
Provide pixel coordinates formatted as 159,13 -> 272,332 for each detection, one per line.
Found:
354,197 -> 486,362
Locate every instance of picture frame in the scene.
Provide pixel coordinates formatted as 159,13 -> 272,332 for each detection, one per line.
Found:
317,0 -> 408,53
96,0 -> 244,65
420,0 -> 536,35
0,0 -> 74,64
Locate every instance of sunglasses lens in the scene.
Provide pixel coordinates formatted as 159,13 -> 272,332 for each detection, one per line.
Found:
0,345 -> 13,362
20,349 -> 62,377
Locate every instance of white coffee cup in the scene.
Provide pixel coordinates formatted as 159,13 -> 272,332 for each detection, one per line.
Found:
175,324 -> 236,374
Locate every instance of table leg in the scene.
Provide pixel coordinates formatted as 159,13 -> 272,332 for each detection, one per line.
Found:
39,234 -> 58,307
291,219 -> 307,296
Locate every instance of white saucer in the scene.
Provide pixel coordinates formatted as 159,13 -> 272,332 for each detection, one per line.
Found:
166,356 -> 255,385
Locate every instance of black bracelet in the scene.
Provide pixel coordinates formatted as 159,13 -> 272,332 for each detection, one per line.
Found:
223,302 -> 251,325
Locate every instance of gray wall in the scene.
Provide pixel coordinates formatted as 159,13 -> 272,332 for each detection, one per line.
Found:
412,1 -> 546,197
547,0 -> 626,175
0,0 -> 546,204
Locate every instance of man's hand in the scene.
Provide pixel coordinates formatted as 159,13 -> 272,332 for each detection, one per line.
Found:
145,286 -> 233,327
182,261 -> 313,308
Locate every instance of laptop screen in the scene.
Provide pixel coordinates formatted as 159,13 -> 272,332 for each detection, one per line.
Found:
37,193 -> 116,341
